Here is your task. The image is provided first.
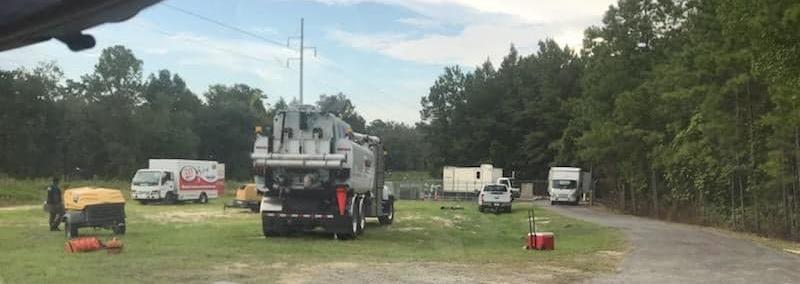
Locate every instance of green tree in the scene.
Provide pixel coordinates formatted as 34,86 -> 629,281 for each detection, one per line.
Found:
316,93 -> 366,132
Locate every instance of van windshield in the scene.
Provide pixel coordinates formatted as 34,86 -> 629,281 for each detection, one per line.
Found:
552,180 -> 577,189
132,171 -> 161,186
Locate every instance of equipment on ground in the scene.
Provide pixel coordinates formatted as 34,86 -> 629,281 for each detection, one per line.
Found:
64,236 -> 124,254
253,106 -> 395,240
131,159 -> 225,204
526,207 -> 554,250
62,187 -> 126,239
224,183 -> 262,212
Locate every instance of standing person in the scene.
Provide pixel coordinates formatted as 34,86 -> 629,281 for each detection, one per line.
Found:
45,177 -> 64,231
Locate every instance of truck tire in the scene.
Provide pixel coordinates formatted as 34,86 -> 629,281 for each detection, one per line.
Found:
198,193 -> 208,204
378,199 -> 394,225
262,215 -> 278,237
249,204 -> 260,213
164,191 -> 177,205
338,196 -> 359,240
65,221 -> 78,239
138,200 -> 149,205
112,223 -> 126,235
356,196 -> 366,235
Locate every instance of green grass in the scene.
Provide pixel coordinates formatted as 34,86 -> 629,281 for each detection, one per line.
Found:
0,178 -> 132,206
0,197 -> 624,283
0,178 -> 251,206
0,178 -> 624,282
386,171 -> 434,181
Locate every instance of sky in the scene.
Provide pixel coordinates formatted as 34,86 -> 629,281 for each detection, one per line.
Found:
0,0 -> 616,124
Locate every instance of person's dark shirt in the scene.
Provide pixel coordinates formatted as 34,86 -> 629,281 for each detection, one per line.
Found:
47,184 -> 62,204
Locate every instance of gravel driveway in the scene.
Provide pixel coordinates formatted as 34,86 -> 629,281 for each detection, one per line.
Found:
542,201 -> 800,284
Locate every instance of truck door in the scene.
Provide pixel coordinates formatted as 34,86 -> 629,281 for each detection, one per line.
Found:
161,172 -> 175,197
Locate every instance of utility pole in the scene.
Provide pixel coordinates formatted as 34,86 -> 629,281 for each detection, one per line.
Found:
287,18 -> 316,105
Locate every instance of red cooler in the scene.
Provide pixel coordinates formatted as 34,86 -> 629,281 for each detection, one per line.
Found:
526,232 -> 555,250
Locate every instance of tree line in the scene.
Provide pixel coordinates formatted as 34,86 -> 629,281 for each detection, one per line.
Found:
0,45 -> 428,180
419,0 -> 800,240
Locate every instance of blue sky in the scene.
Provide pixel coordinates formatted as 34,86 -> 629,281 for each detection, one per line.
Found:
0,0 -> 615,123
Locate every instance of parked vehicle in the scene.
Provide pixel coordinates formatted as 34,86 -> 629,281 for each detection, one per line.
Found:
442,164 -> 518,198
252,106 -> 394,239
131,159 -> 225,204
478,184 -> 513,213
497,177 -> 520,199
62,187 -> 126,239
548,167 -> 591,205
224,183 -> 262,212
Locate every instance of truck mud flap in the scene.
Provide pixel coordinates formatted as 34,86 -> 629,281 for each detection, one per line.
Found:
262,212 -> 353,233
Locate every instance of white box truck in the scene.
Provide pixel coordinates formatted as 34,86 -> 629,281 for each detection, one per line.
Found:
548,167 -> 589,205
131,159 -> 225,204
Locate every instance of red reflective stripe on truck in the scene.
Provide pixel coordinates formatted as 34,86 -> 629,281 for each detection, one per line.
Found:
336,186 -> 347,216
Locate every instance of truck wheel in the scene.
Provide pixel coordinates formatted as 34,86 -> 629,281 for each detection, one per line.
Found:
338,197 -> 359,240
198,193 -> 208,204
138,200 -> 149,205
249,204 -> 260,213
378,199 -> 394,225
262,215 -> 278,237
164,192 -> 177,205
112,223 -> 126,235
356,196 -> 366,235
65,221 -> 78,239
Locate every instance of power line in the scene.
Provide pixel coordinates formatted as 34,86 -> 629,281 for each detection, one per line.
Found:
161,2 -> 290,49
128,21 -> 284,66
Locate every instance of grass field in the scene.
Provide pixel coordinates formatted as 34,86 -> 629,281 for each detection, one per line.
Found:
0,180 -> 625,283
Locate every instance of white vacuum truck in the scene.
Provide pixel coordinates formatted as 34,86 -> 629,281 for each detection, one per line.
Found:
252,106 -> 394,239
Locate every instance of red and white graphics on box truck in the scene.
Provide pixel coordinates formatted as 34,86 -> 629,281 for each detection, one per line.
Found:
131,159 -> 225,204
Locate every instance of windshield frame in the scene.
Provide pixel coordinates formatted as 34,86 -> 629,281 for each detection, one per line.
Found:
483,185 -> 508,192
132,170 -> 163,186
551,179 -> 578,190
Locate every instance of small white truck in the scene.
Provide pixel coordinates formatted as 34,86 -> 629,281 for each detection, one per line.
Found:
548,167 -> 590,205
131,159 -> 225,204
497,177 -> 520,199
478,184 -> 513,213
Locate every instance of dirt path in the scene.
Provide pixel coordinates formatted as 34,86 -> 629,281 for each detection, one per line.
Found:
542,201 -> 800,284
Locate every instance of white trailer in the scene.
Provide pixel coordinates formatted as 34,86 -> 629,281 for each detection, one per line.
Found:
547,167 -> 590,205
442,164 -> 503,194
131,159 -> 225,204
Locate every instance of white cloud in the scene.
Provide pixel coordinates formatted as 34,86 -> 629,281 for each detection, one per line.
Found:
318,0 -> 614,66
329,23 -> 545,65
396,17 -> 444,29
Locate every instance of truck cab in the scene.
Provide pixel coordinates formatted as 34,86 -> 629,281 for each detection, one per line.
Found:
496,177 -> 520,199
131,169 -> 175,204
478,184 -> 513,213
